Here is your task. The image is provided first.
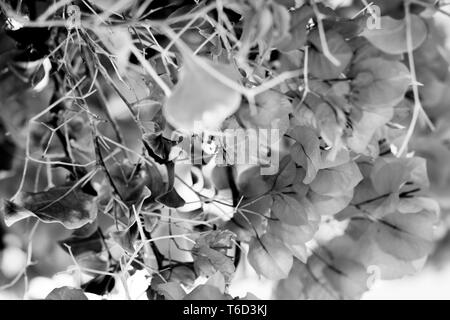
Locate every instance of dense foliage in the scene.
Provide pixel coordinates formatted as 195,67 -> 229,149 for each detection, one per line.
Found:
0,0 -> 449,300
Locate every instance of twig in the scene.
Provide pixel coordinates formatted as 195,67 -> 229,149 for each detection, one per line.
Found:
310,0 -> 341,67
398,1 -> 433,156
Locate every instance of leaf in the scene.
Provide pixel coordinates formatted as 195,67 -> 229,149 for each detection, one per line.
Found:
323,16 -> 366,39
349,37 -> 401,67
277,5 -> 313,52
156,188 -> 186,208
267,219 -> 317,245
2,186 -> 97,229
331,198 -> 438,280
281,239 -> 369,300
236,166 -> 274,197
319,148 -> 351,170
269,3 -> 291,45
225,202 -> 267,242
92,0 -> 135,13
184,272 -> 232,300
308,189 -> 353,216
371,160 -> 410,196
196,230 -> 236,249
274,259 -> 336,299
109,160 -> 149,203
274,0 -> 301,8
290,167 -> 309,197
238,90 -> 292,135
322,256 -> 369,299
349,58 -> 410,110
144,163 -> 167,202
289,125 -> 321,184
247,233 -> 293,280
398,197 -> 440,216
329,230 -> 427,280
370,157 -> 429,195
46,287 -> 88,300
164,265 -> 196,288
239,292 -> 260,300
362,15 -> 427,55
59,228 -> 103,257
309,162 -> 363,197
240,7 -> 274,47
273,156 -> 297,190
192,230 -> 236,282
76,251 -> 110,276
110,222 -> 139,254
308,30 -> 353,80
96,27 -> 132,75
313,102 -> 346,152
142,132 -> 181,165
155,282 -> 186,300
0,117 -> 15,172
346,107 -> 394,154
271,193 -> 308,225
81,275 -> 115,296
193,247 -> 235,282
163,55 -> 242,132
374,211 -> 436,260
285,243 -> 308,263
184,285 -> 231,300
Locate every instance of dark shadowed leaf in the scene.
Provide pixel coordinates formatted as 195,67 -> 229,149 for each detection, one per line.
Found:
0,118 -> 15,172
108,160 -> 149,203
156,187 -> 186,208
155,282 -> 186,300
110,222 -> 139,254
59,228 -> 103,257
46,287 -> 88,300
2,186 -> 97,229
192,230 -> 236,281
81,275 -> 116,296
143,132 -> 181,165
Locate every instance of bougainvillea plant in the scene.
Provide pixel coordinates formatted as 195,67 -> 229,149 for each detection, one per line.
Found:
0,0 -> 449,300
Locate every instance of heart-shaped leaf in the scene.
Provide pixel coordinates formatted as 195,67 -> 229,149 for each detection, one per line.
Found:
2,186 -> 97,229
46,287 -> 88,300
362,15 -> 427,55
